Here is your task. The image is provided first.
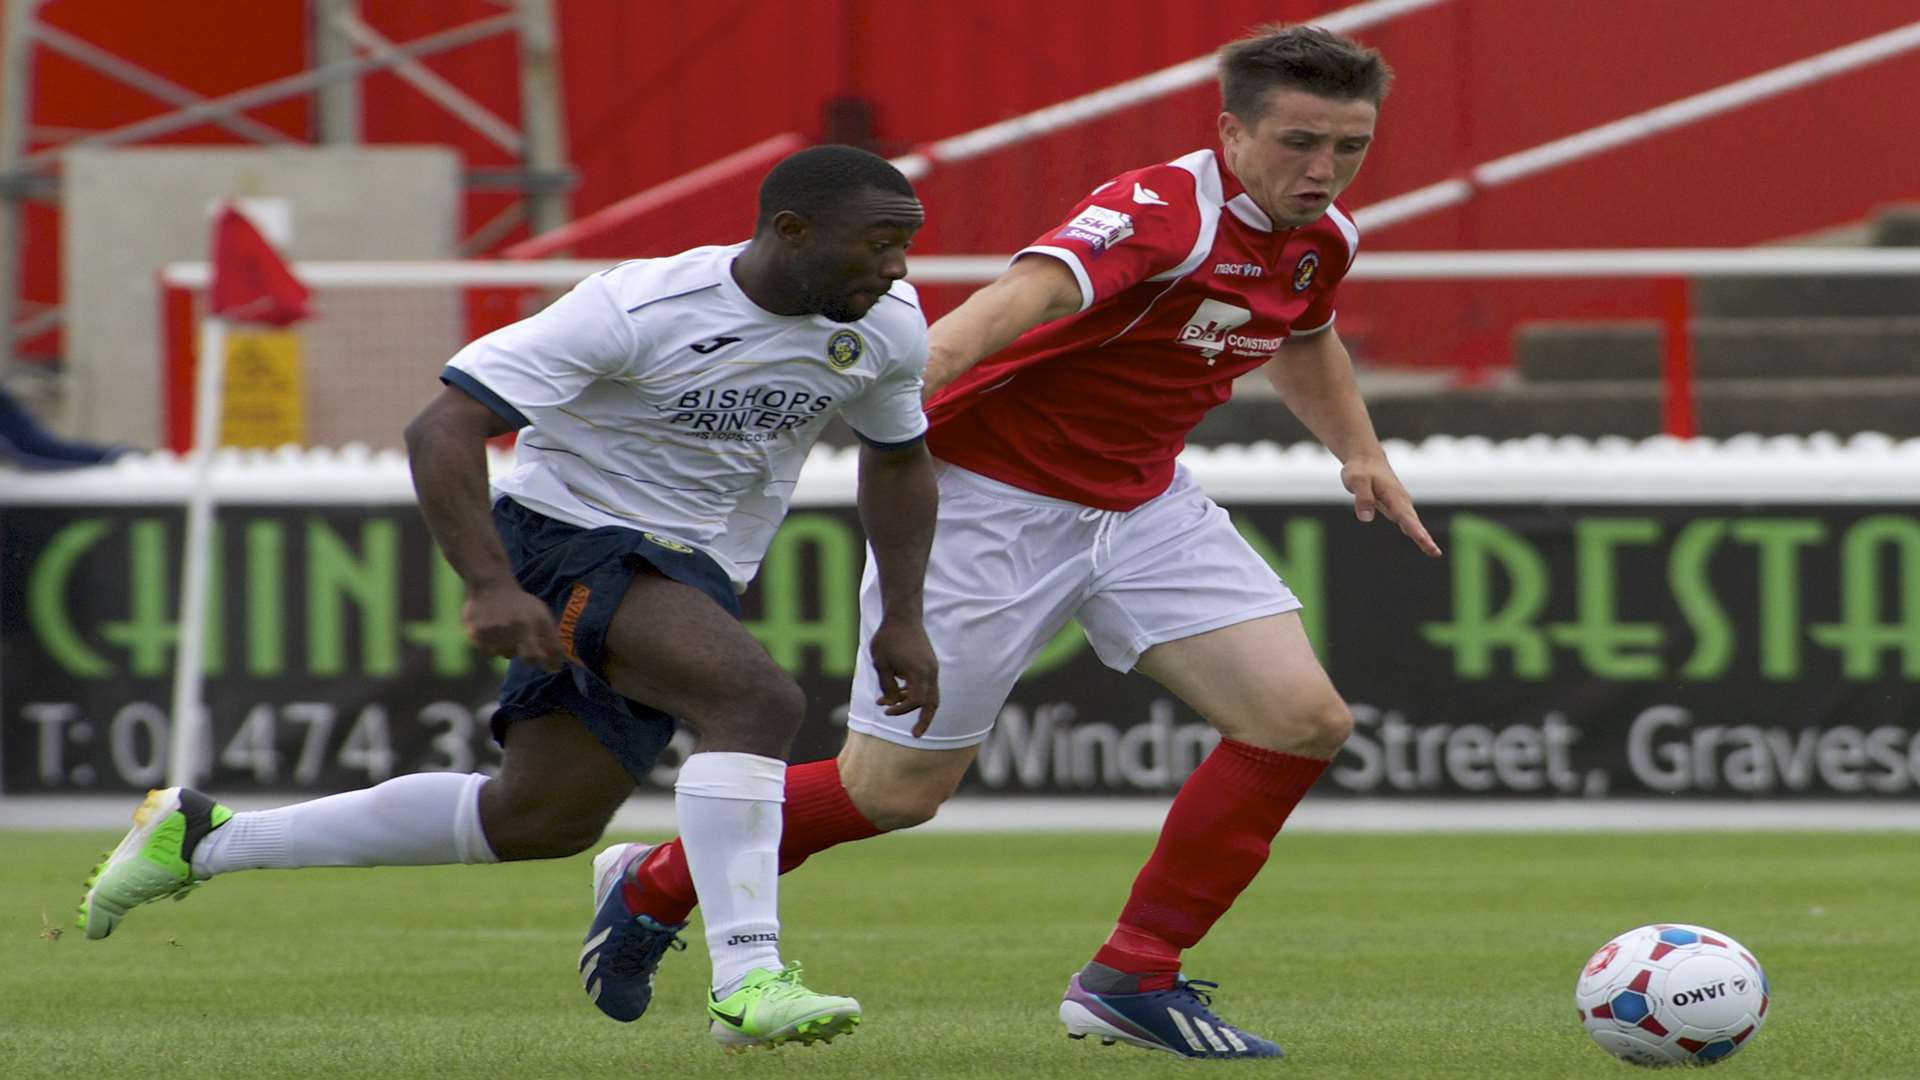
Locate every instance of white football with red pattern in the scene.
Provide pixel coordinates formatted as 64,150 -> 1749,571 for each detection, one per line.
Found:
1574,923 -> 1769,1067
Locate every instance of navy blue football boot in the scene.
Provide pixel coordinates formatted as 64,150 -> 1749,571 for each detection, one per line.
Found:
581,842 -> 688,1022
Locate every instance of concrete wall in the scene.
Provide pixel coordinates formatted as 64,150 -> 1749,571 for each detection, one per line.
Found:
61,147 -> 459,448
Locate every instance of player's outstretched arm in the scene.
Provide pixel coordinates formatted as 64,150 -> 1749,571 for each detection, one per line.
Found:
1268,329 -> 1442,558
923,254 -> 1082,399
404,386 -> 567,669
855,439 -> 941,734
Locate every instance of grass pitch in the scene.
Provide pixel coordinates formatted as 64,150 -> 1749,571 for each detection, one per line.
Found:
4,826 -> 1915,1078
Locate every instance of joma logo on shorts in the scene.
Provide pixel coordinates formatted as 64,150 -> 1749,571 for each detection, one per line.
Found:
726,932 -> 780,946
1672,983 -> 1727,1007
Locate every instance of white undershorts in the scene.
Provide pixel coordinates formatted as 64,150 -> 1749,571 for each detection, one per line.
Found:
846,460 -> 1302,749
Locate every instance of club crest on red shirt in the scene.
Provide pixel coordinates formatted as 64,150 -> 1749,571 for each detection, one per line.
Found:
1292,251 -> 1319,292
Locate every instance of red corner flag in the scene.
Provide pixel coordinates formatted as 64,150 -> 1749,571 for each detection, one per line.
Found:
209,204 -> 311,326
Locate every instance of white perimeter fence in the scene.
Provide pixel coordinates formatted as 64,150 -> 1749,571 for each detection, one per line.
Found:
160,248 -> 1920,440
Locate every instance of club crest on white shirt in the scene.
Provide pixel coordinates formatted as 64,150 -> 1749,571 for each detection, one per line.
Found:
826,329 -> 864,370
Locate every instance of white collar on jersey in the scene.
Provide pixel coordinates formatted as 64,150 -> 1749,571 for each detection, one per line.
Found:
1225,194 -> 1273,232
1187,148 -> 1277,233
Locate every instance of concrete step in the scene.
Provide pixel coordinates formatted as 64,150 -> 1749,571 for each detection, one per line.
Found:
1872,204 -> 1920,247
1191,375 -> 1920,443
1692,273 -> 1920,318
1517,317 -> 1920,381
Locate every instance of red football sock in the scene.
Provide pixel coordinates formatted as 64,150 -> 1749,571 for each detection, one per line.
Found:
623,757 -> 880,924
1091,738 -> 1328,991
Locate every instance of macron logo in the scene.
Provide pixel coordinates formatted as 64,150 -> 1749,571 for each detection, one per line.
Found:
1132,183 -> 1167,206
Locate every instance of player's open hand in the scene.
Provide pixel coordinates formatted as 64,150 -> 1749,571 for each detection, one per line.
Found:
1342,455 -> 1443,558
462,581 -> 567,672
870,618 -> 941,735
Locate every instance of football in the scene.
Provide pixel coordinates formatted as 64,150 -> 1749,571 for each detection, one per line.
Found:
1574,923 -> 1770,1067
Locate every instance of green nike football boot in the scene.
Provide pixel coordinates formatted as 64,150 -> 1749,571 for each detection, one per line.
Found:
78,787 -> 231,940
706,964 -> 861,1051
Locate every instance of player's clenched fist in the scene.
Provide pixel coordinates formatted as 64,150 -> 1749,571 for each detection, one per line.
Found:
462,581 -> 567,671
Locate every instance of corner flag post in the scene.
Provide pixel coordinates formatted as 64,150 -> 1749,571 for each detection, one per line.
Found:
165,204 -> 311,789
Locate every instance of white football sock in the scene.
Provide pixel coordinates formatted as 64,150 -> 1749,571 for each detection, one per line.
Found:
190,771 -> 497,877
675,751 -> 786,996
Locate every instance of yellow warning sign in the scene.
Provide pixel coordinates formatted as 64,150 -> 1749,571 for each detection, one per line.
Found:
221,330 -> 305,448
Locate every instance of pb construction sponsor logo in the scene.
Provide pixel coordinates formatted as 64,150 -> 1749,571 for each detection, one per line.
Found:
1174,298 -> 1252,361
1174,299 -> 1283,361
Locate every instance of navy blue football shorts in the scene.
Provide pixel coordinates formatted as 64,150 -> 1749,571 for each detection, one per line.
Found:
488,496 -> 740,781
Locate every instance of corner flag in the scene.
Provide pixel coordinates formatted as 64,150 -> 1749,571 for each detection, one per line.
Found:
168,203 -> 311,788
209,204 -> 311,326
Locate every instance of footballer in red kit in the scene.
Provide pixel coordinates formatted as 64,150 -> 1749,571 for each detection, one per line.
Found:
622,23 -> 1442,1059
927,148 -> 1359,509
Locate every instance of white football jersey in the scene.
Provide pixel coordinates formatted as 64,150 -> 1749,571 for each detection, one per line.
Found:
442,243 -> 928,588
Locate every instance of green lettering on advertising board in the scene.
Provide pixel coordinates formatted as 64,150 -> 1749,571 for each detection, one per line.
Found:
747,513 -> 859,676
308,519 -> 399,676
1734,518 -> 1824,679
101,519 -> 223,677
1547,518 -> 1664,679
1421,513 -> 1551,679
1810,515 -> 1920,677
18,505 -> 1915,691
403,553 -> 478,677
246,520 -> 285,676
28,518 -> 112,677
1670,518 -> 1732,679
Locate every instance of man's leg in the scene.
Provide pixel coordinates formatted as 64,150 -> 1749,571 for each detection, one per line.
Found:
1096,613 -> 1348,981
481,713 -> 639,858
1059,613 -> 1343,1058
79,712 -> 633,940
200,711 -> 633,868
591,571 -> 859,1047
620,732 -> 979,925
616,464 -> 1094,928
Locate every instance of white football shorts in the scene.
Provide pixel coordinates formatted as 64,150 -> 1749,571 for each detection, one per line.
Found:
846,460 -> 1301,749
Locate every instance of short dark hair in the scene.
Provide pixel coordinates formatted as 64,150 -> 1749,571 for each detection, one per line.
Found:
756,144 -> 916,230
1217,23 -> 1393,121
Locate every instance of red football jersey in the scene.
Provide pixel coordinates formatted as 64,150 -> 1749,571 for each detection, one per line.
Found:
925,148 -> 1359,510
